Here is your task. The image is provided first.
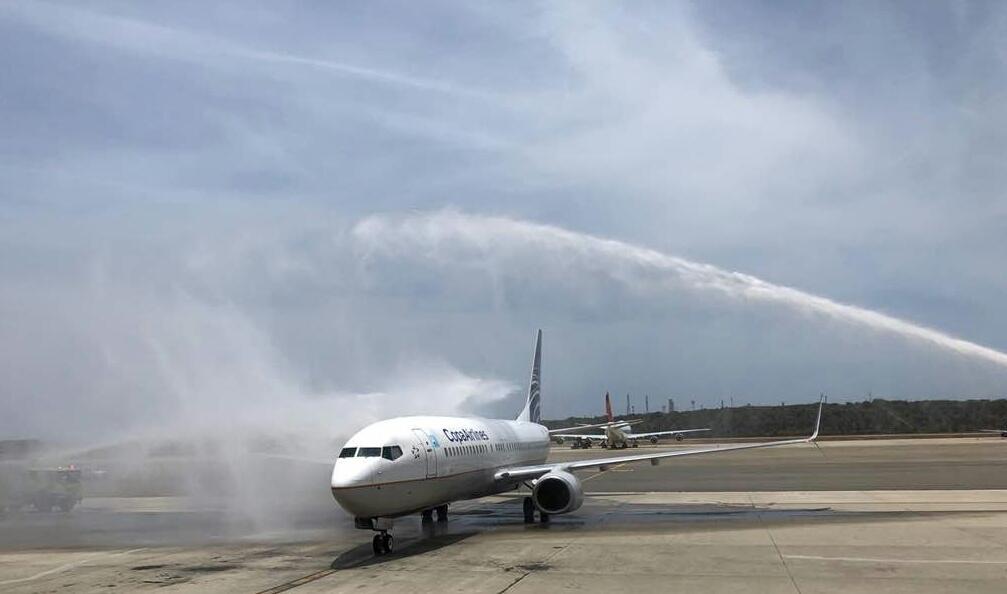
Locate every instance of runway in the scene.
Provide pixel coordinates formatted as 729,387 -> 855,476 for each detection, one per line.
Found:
2,437 -> 1007,593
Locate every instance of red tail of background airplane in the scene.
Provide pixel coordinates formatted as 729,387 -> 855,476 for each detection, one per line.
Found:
605,391 -> 613,423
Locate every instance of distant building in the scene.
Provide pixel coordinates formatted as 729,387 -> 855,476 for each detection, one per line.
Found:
0,439 -> 44,460
667,398 -> 674,412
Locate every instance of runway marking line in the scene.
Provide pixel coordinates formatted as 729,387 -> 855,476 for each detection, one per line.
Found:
255,567 -> 338,594
581,461 -> 631,483
785,554 -> 1007,565
0,548 -> 148,586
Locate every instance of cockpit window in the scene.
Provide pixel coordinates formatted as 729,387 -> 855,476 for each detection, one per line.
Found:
382,446 -> 403,461
357,447 -> 382,457
338,447 -> 356,458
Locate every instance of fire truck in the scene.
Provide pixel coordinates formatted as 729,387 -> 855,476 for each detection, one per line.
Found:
0,465 -> 83,513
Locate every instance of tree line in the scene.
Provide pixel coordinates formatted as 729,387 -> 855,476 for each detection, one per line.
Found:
544,398 -> 1007,437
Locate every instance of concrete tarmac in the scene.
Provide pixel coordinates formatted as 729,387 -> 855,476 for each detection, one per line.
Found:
2,437 -> 1007,593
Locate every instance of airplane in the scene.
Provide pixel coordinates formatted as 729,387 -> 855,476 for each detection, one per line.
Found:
978,426 -> 1007,438
551,392 -> 710,449
330,330 -> 824,556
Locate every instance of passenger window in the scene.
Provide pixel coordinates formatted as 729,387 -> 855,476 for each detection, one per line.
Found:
339,447 -> 357,458
382,446 -> 403,461
357,447 -> 381,457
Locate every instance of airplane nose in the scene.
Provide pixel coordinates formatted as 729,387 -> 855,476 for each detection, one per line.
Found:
330,459 -> 373,489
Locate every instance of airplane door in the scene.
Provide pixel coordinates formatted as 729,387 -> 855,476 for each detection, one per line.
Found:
411,429 -> 437,479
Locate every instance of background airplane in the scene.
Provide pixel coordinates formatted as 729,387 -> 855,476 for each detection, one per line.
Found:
978,426 -> 1007,437
330,330 -> 823,555
552,392 -> 710,448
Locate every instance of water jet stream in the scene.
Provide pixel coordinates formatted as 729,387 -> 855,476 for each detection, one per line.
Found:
352,211 -> 1007,369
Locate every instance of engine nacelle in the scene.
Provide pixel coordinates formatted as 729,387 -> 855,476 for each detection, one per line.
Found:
532,470 -> 584,515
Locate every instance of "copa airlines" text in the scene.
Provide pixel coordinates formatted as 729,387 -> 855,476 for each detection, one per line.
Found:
442,428 -> 490,443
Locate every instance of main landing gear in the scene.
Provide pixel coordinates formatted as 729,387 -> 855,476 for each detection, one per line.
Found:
421,504 -> 449,524
372,532 -> 393,555
523,497 -> 550,524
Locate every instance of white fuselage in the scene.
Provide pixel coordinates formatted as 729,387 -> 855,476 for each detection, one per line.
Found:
603,423 -> 632,446
331,416 -> 549,519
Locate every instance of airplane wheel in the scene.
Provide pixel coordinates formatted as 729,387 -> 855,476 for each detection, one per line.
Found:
421,509 -> 433,523
523,497 -> 535,524
373,533 -> 393,555
539,512 -> 550,523
632,442 -> 639,448
675,434 -> 684,442
436,504 -> 448,522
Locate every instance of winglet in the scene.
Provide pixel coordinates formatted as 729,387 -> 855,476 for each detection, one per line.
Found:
807,394 -> 825,442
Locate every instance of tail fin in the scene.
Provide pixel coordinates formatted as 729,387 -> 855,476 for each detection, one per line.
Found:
517,329 -> 542,423
604,392 -> 613,422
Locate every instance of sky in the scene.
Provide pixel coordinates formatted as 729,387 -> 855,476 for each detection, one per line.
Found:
2,1 -> 1007,443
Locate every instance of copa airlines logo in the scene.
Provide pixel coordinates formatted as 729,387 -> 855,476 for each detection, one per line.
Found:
528,372 -> 541,424
442,428 -> 490,443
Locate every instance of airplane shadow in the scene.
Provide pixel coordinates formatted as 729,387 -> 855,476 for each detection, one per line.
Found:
330,527 -> 476,570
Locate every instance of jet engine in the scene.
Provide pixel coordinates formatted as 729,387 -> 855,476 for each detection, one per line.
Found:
532,470 -> 584,515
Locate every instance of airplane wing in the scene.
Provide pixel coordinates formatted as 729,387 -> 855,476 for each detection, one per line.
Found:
547,421 -> 613,434
626,428 -> 711,439
496,398 -> 823,482
550,433 -> 606,440
547,419 -> 643,434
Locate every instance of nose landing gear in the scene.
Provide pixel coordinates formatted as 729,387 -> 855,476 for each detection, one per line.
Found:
356,517 -> 396,556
